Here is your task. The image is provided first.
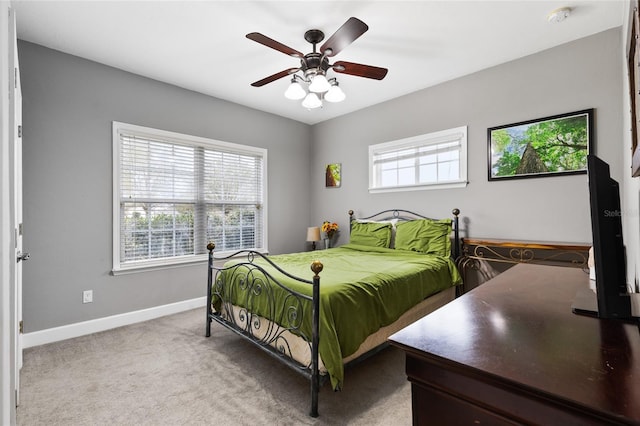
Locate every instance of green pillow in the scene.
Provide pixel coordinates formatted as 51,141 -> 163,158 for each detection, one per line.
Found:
395,219 -> 452,256
349,221 -> 392,248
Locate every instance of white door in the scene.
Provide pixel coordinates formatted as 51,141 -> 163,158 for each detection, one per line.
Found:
9,6 -> 24,406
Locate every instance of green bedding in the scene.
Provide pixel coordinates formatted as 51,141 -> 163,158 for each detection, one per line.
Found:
212,243 -> 462,390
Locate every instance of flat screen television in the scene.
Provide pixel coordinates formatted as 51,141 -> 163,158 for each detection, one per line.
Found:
572,154 -> 632,319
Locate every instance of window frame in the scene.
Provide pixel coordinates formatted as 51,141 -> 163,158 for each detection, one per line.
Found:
368,126 -> 468,193
112,121 -> 268,274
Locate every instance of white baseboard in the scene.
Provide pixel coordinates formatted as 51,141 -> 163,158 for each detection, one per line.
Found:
22,297 -> 206,349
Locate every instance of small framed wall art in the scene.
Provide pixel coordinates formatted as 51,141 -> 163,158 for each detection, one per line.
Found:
488,109 -> 594,181
325,163 -> 341,188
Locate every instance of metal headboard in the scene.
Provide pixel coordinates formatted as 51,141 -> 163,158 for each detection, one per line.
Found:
348,208 -> 461,260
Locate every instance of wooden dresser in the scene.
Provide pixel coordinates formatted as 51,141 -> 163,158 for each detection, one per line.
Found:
389,264 -> 640,425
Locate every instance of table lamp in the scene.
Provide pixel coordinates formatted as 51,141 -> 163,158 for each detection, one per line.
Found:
306,226 -> 321,250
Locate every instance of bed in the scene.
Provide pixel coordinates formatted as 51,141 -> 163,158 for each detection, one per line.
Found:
205,208 -> 462,417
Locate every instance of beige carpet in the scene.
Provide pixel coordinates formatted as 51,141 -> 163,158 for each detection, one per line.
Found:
17,308 -> 412,425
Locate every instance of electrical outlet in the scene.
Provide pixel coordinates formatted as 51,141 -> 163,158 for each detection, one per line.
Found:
83,290 -> 93,304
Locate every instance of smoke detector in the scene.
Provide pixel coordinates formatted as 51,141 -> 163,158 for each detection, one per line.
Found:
547,7 -> 572,23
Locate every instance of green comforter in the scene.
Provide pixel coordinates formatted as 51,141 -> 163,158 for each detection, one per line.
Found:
213,243 -> 462,389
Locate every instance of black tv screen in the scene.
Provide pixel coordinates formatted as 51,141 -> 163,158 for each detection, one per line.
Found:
573,155 -> 631,319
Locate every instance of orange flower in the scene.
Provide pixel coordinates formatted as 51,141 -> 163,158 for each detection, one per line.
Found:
322,221 -> 339,239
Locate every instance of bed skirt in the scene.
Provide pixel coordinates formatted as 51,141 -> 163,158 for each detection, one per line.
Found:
217,286 -> 456,374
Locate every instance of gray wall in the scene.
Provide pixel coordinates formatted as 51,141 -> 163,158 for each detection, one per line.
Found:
19,41 -> 311,332
310,28 -> 622,247
20,27 -> 623,333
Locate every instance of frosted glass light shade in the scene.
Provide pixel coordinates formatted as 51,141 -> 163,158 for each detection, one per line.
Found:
284,81 -> 306,100
302,92 -> 322,109
325,84 -> 345,102
308,74 -> 330,93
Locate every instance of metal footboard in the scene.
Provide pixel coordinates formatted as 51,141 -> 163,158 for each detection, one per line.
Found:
205,243 -> 323,417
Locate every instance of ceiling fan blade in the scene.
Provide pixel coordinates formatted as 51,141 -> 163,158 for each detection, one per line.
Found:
246,32 -> 303,58
320,17 -> 368,57
332,61 -> 388,80
251,68 -> 299,87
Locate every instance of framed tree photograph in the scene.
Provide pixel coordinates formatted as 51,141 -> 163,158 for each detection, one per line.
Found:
488,109 -> 594,181
628,1 -> 640,177
325,163 -> 341,187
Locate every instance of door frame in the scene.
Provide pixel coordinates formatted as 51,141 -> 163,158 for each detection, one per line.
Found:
1,2 -> 18,424
10,2 -> 22,407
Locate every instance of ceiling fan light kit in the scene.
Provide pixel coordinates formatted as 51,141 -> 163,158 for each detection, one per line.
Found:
247,17 -> 387,110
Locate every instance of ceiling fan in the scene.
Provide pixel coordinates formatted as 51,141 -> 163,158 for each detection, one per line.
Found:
246,17 -> 388,109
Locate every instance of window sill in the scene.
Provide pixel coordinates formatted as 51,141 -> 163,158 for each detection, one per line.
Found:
111,249 -> 270,275
111,255 -> 208,275
369,180 -> 468,194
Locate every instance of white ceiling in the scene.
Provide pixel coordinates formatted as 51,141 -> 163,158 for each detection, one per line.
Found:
12,1 -> 625,125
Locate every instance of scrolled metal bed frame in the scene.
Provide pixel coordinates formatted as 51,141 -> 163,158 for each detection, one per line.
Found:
205,208 -> 461,417
205,245 -> 324,416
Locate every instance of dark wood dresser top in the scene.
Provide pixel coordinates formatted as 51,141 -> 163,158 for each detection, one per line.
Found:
390,263 -> 640,423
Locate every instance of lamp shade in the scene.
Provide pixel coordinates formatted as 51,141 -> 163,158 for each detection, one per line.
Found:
284,81 -> 306,100
308,74 -> 330,93
325,84 -> 345,103
306,226 -> 321,242
302,92 -> 322,109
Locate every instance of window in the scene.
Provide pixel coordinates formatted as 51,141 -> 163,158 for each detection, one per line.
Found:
112,122 -> 267,273
369,126 -> 468,192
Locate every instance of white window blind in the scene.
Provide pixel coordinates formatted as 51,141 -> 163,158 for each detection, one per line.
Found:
369,126 -> 468,192
113,122 -> 267,272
